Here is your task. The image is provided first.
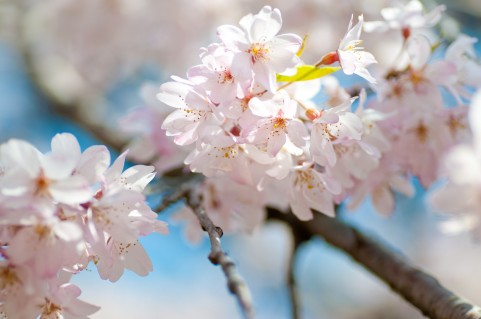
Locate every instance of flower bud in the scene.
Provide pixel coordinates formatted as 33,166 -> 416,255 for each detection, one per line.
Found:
318,51 -> 339,65
306,108 -> 320,121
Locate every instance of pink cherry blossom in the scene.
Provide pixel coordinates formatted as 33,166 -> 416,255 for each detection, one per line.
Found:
248,91 -> 308,156
289,162 -> 342,220
445,34 -> 481,102
217,6 -> 302,91
430,90 -> 481,233
309,98 -> 363,167
159,78 -> 222,146
121,84 -> 188,174
363,0 -> 445,37
0,134 -> 92,218
187,44 -> 248,105
0,133 -> 168,314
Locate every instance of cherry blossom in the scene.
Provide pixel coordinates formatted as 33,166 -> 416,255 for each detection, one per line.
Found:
159,78 -> 222,146
309,98 -> 363,167
337,15 -> 377,83
445,34 -> 481,101
363,0 -> 445,37
0,134 -> 92,218
217,6 -> 302,91
430,90 -> 481,233
248,91 -> 308,156
289,161 -> 342,220
0,133 -> 168,316
121,84 -> 189,174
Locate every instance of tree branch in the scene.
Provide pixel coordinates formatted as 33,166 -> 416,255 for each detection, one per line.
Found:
268,208 -> 481,319
186,194 -> 254,319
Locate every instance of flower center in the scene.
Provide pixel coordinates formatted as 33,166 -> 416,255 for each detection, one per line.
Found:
35,170 -> 51,196
41,299 -> 62,317
273,117 -> 287,130
414,122 -> 428,143
249,43 -> 270,63
218,69 -> 234,84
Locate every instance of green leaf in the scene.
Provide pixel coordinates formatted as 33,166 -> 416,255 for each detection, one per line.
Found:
276,65 -> 340,83
296,34 -> 309,57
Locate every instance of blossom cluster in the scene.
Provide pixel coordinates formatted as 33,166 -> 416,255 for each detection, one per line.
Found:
124,2 -> 481,238
430,90 -> 481,234
0,133 -> 167,318
156,6 -> 383,225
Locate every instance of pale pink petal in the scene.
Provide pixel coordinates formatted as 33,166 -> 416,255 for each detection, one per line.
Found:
123,242 -> 153,277
372,186 -> 394,216
54,221 -> 83,242
248,6 -> 282,42
49,175 -> 93,205
217,25 -> 248,51
0,139 -> 41,177
267,133 -> 286,157
76,145 -> 110,184
470,90 -> 481,143
157,82 -> 191,109
290,194 -> 313,221
287,120 -> 309,148
105,152 -> 127,183
407,35 -> 431,69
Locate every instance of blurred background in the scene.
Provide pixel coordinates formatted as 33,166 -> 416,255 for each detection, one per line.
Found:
1,0 -> 481,318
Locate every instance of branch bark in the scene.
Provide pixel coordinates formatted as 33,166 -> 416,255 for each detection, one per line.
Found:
186,195 -> 254,319
268,208 -> 481,319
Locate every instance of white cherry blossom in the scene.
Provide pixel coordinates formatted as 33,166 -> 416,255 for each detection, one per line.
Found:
217,6 -> 302,91
309,98 -> 363,167
430,90 -> 481,233
159,79 -> 222,146
363,0 -> 445,37
337,15 -> 377,83
249,91 -> 308,156
289,162 -> 342,220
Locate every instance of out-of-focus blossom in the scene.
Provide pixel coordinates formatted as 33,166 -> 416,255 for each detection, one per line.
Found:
445,34 -> 481,102
430,90 -> 481,234
363,0 -> 445,37
0,133 -> 167,317
121,84 -> 189,174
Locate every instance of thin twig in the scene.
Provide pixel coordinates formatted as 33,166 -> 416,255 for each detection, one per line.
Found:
186,194 -> 254,319
268,208 -> 481,319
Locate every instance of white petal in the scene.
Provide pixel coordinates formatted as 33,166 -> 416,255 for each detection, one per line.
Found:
50,175 -> 93,205
290,194 -> 313,221
0,139 -> 41,177
470,90 -> 481,144
407,35 -> 431,69
267,133 -> 286,157
76,145 -> 110,184
54,221 -> 83,242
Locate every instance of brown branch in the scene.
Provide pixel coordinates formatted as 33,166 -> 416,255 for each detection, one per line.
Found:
186,194 -> 254,319
268,208 -> 481,319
